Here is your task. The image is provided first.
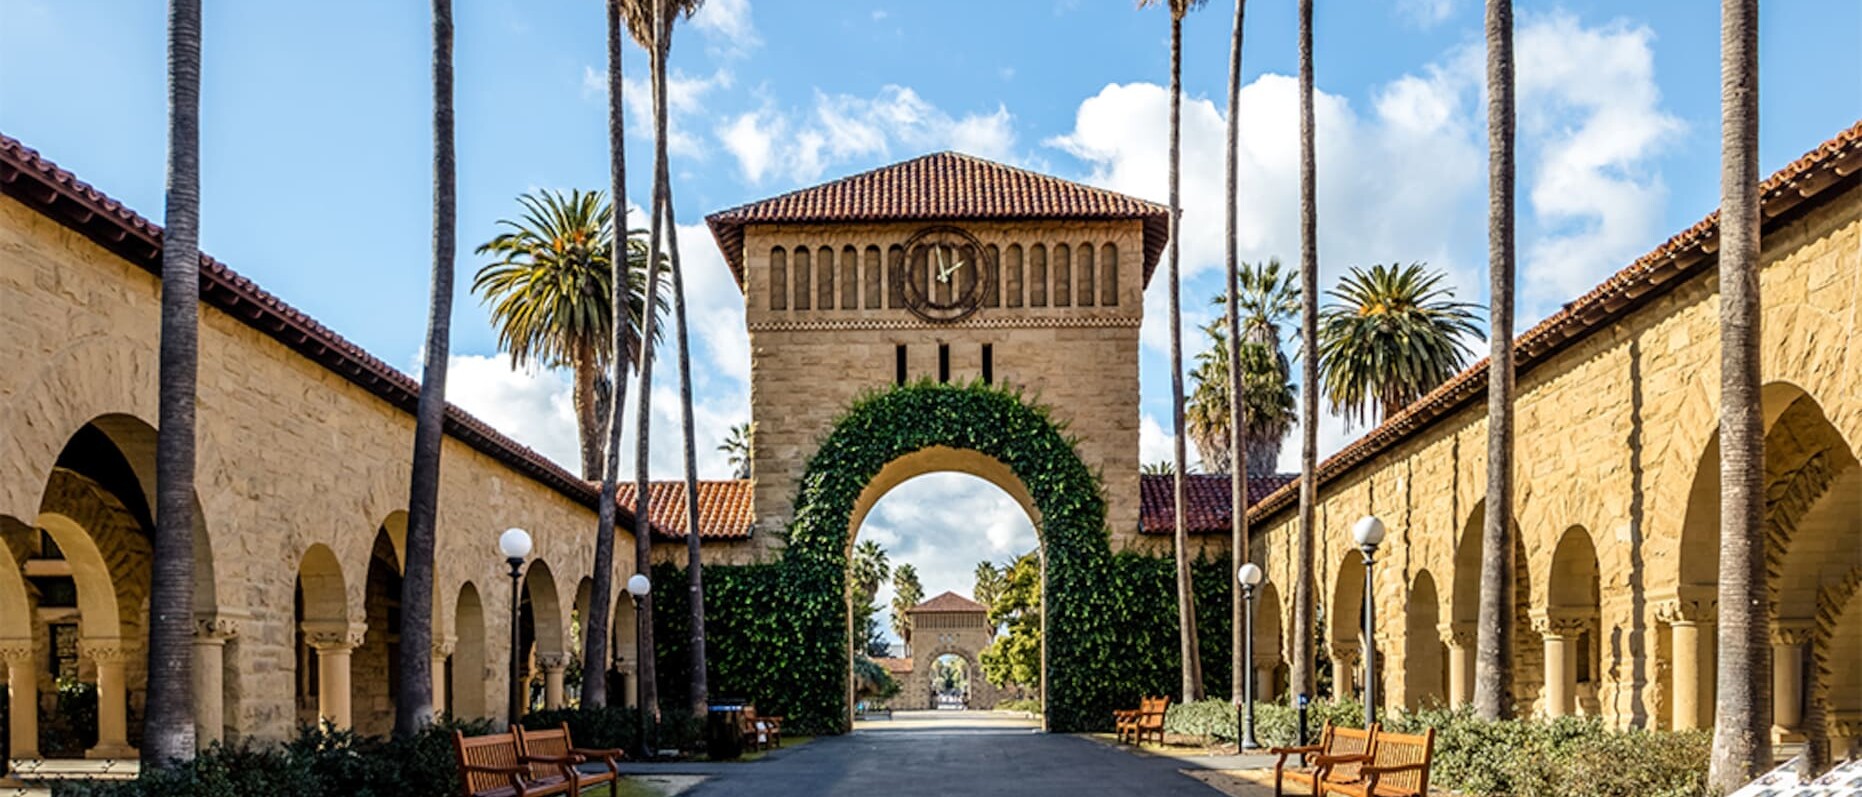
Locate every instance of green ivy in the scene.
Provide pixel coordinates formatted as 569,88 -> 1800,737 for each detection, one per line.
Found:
648,381 -> 1254,734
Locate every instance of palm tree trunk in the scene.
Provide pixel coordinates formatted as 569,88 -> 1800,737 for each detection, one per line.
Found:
662,192 -> 709,717
396,0 -> 455,737
582,0 -> 629,710
1473,0 -> 1515,723
145,0 -> 202,766
575,341 -> 604,479
1290,0 -> 1319,704
1709,0 -> 1770,789
629,0 -> 673,722
1223,0 -> 1250,706
1166,10 -> 1205,704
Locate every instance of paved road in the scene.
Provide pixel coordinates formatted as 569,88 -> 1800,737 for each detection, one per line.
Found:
682,711 -> 1219,796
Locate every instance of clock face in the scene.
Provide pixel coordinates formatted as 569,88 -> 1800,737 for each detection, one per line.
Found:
900,225 -> 987,323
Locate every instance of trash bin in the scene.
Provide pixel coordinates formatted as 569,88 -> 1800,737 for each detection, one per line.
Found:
706,698 -> 746,761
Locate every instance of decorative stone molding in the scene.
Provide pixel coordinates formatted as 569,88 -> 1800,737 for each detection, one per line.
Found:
535,653 -> 570,673
1252,654 -> 1282,669
1654,598 -> 1716,626
1531,612 -> 1591,639
302,622 -> 366,652
1772,619 -> 1816,647
194,615 -> 241,642
0,638 -> 33,662
431,638 -> 458,660
1331,643 -> 1362,666
78,639 -> 138,664
1438,623 -> 1476,649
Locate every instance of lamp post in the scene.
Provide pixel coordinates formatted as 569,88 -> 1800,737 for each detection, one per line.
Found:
499,527 -> 533,725
1352,515 -> 1385,728
627,572 -> 653,758
1236,562 -> 1264,750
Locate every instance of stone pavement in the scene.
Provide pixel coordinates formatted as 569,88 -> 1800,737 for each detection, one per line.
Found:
620,710 -> 1247,796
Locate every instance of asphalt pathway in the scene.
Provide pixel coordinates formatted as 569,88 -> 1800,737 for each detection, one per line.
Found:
679,711 -> 1220,796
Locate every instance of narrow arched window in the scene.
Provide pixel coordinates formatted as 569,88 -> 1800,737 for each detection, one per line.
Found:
841,245 -> 859,309
1029,244 -> 1048,308
1100,243 -> 1119,307
1078,243 -> 1095,307
793,247 -> 811,310
864,245 -> 883,309
888,244 -> 907,308
817,246 -> 836,310
1053,243 -> 1071,307
768,247 -> 788,311
983,244 -> 1001,308
1005,244 -> 1024,308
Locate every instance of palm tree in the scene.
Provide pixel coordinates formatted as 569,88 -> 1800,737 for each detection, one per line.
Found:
1235,260 -> 1300,470
1142,460 -> 1178,476
1138,0 -> 1208,705
853,540 -> 891,608
396,0 -> 456,737
1709,0 -> 1769,788
1317,263 -> 1481,427
585,0 -> 631,711
718,422 -> 753,479
623,0 -> 704,723
145,0 -> 203,766
1188,316 -> 1296,474
1473,0 -> 1517,723
891,564 -> 924,654
472,191 -> 665,480
973,560 -> 1006,609
1221,0 -> 1249,710
1290,0 -> 1320,707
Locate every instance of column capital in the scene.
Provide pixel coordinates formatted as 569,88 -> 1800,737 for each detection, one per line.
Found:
1330,643 -> 1361,667
79,639 -> 138,664
303,621 -> 366,652
1655,598 -> 1715,626
432,637 -> 458,660
1252,653 -> 1281,669
194,615 -> 241,643
536,652 -> 570,673
1771,619 -> 1815,646
1437,623 -> 1475,649
0,637 -> 32,662
1531,612 -> 1590,639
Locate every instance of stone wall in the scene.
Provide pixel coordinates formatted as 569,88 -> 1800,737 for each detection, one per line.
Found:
1247,181 -> 1861,730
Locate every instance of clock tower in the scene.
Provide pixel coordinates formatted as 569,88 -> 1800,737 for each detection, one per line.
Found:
706,151 -> 1169,558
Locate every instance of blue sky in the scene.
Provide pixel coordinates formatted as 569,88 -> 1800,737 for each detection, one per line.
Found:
4,0 -> 1858,615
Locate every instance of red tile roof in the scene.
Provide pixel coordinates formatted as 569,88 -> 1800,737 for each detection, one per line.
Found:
0,132 -> 633,526
1139,473 -> 1300,535
909,591 -> 988,613
1247,120 -> 1862,524
705,151 -> 1170,289
615,480 -> 754,541
872,657 -> 914,675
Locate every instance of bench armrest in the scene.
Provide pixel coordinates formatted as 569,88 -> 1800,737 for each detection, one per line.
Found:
523,753 -> 585,765
1309,752 -> 1372,767
1362,762 -> 1428,776
571,746 -> 626,760
1268,743 -> 1322,755
462,763 -> 529,776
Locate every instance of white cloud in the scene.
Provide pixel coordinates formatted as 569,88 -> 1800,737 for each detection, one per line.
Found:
1139,413 -> 1175,468
1397,0 -> 1455,28
690,0 -> 760,58
592,67 -> 733,159
717,86 -> 1017,185
442,355 -> 583,470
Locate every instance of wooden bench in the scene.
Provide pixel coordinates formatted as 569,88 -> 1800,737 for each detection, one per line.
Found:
1322,727 -> 1436,797
1269,722 -> 1377,797
741,705 -> 783,752
452,728 -> 573,797
516,722 -> 627,797
1114,696 -> 1169,745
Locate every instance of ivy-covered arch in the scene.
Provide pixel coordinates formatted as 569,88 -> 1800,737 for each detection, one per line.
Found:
778,381 -> 1120,732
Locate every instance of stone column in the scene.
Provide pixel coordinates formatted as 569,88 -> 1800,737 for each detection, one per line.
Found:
1254,655 -> 1278,702
1332,643 -> 1361,698
192,616 -> 239,748
1,640 -> 37,760
1659,599 -> 1714,731
1771,621 -> 1813,731
614,657 -> 638,709
431,638 -> 456,717
538,653 -> 569,710
1534,614 -> 1586,718
305,622 -> 365,729
79,639 -> 137,759
1440,624 -> 1476,708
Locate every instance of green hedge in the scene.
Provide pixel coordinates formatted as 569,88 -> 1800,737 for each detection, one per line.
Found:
1161,698 -> 1711,797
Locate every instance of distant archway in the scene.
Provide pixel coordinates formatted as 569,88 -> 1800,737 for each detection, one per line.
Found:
1405,570 -> 1445,709
1545,526 -> 1601,717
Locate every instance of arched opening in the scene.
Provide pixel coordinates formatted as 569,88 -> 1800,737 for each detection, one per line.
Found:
1405,570 -> 1445,710
294,543 -> 349,728
451,582 -> 487,721
781,384 -> 1111,732
352,527 -> 403,738
1448,500 -> 1535,712
518,559 -> 565,716
611,591 -> 639,709
1670,383 -> 1860,739
1252,581 -> 1284,701
930,653 -> 972,709
1544,526 -> 1601,717
1329,552 -> 1368,704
